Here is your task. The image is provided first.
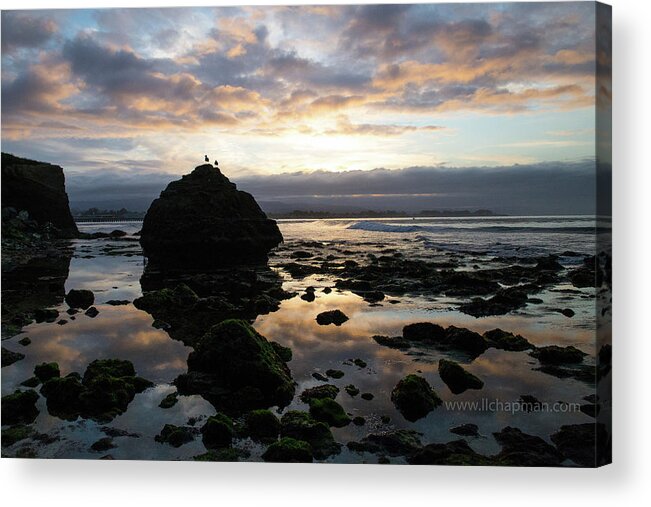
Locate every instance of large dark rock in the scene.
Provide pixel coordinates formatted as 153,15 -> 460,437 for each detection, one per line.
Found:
1,153 -> 78,238
174,319 -> 295,412
140,164 -> 282,266
438,359 -> 484,395
391,374 -> 441,422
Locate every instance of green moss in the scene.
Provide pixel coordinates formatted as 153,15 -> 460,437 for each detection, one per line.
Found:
280,411 -> 341,459
155,424 -> 195,447
20,376 -> 40,388
325,369 -> 344,379
262,437 -> 312,463
2,425 -> 34,447
270,341 -> 293,362
1,390 -> 39,425
158,392 -> 178,409
344,384 -> 360,397
34,362 -> 60,382
201,413 -> 234,448
193,448 -> 244,462
391,374 -> 441,422
308,398 -> 351,428
244,409 -> 280,441
299,384 -> 339,403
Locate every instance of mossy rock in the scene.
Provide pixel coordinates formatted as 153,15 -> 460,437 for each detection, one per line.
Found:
40,359 -> 153,422
34,362 -> 60,382
20,376 -> 40,388
1,347 -> 25,367
299,384 -> 339,403
280,411 -> 341,459
270,341 -> 292,362
193,448 -> 246,462
438,359 -> 484,395
529,345 -> 587,365
244,409 -> 280,441
262,437 -> 313,463
155,424 -> 195,447
483,329 -> 533,351
325,369 -> 344,379
408,440 -> 493,465
347,430 -> 422,457
308,397 -> 351,427
344,384 -> 360,397
2,425 -> 34,447
177,319 -> 294,411
1,390 -> 39,425
391,374 -> 441,422
201,413 -> 234,448
158,392 -> 178,409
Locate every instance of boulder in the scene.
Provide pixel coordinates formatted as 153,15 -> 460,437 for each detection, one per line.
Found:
200,413 -> 234,448
40,359 -> 153,422
280,411 -> 340,459
1,153 -> 78,238
174,319 -> 294,412
347,430 -> 422,457
483,328 -> 534,351
391,374 -> 441,422
551,423 -> 609,467
155,424 -> 195,447
262,437 -> 313,463
308,397 -> 351,427
299,384 -> 339,403
493,426 -> 563,466
34,362 -> 60,382
315,310 -> 349,326
65,289 -> 95,310
244,409 -> 281,442
1,389 -> 39,425
140,164 -> 282,266
529,345 -> 587,365
408,440 -> 491,465
438,359 -> 484,394
1,347 -> 25,367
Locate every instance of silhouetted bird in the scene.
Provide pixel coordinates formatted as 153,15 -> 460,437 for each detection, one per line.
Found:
214,160 -> 219,167
204,155 -> 209,162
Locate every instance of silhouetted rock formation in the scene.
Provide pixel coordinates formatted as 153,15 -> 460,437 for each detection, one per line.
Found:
140,164 -> 282,267
1,153 -> 78,238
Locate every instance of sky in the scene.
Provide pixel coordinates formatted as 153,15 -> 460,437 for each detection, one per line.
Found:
1,2 -> 611,213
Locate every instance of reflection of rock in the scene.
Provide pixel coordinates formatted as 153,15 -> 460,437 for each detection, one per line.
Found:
1,153 -> 78,238
174,320 -> 294,413
135,264 -> 292,346
140,164 -> 282,267
1,249 -> 72,338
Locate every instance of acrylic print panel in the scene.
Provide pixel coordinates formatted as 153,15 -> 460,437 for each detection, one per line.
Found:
0,2 -> 611,466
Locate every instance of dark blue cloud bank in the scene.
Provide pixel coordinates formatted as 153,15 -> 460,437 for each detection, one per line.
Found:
66,161 -> 608,216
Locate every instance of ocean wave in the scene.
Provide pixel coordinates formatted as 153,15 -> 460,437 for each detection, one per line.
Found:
347,220 -> 603,235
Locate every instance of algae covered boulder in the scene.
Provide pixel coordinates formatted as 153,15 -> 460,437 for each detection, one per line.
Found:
155,424 -> 195,447
391,374 -> 441,422
1,389 -> 39,425
308,397 -> 351,427
244,409 -> 281,442
200,413 -> 234,449
140,164 -> 283,267
40,359 -> 153,422
262,437 -> 313,463
280,410 -> 341,459
175,319 -> 294,412
34,362 -> 60,382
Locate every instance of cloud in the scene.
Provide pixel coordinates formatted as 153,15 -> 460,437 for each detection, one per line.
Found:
1,12 -> 57,53
325,116 -> 445,137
